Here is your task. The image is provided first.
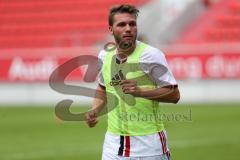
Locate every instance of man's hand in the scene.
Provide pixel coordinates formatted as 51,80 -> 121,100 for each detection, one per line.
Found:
120,80 -> 140,96
85,110 -> 98,128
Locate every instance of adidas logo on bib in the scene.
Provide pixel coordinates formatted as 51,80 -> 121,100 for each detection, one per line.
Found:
110,70 -> 124,86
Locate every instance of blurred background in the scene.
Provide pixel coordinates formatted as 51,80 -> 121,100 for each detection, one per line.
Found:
0,0 -> 240,160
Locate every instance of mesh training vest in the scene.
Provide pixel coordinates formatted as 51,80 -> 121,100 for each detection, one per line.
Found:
101,42 -> 164,136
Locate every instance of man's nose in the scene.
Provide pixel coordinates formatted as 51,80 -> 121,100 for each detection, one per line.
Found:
125,24 -> 131,32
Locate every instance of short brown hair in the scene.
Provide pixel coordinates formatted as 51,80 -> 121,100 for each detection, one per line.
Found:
108,4 -> 139,26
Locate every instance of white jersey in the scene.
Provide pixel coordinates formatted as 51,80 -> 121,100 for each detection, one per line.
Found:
98,41 -> 177,88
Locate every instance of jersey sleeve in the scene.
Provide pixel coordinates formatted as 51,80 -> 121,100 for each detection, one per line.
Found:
97,50 -> 107,87
140,47 -> 177,88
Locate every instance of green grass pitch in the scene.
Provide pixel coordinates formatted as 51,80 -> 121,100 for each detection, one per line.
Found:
0,104 -> 240,160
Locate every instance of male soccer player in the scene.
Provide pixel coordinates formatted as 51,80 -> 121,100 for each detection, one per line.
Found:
85,4 -> 180,160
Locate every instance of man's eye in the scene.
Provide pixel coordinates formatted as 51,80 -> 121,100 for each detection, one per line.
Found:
129,22 -> 136,26
118,23 -> 126,27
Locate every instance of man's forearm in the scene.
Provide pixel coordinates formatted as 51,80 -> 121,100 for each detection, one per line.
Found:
136,86 -> 180,103
120,80 -> 180,104
92,85 -> 107,114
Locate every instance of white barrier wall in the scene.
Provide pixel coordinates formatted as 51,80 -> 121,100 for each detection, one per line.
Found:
0,80 -> 240,106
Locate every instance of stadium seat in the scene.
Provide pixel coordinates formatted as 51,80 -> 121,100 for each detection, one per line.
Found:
205,28 -> 240,42
216,15 -> 240,27
230,1 -> 240,13
174,0 -> 240,44
0,0 -> 149,49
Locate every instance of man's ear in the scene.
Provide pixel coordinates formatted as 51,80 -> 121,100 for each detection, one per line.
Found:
109,26 -> 113,35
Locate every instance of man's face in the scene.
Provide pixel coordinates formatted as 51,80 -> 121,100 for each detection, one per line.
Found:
109,13 -> 137,45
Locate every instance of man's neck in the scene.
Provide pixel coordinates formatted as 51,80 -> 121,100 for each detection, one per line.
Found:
116,42 -> 136,59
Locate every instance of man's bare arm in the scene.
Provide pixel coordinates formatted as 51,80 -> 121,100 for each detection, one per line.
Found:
120,80 -> 180,104
92,84 -> 107,113
137,86 -> 180,103
85,84 -> 107,127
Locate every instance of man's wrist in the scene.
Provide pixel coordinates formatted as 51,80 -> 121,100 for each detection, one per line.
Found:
133,87 -> 145,97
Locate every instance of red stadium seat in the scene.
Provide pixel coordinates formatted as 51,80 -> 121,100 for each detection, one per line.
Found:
205,28 -> 240,42
229,1 -> 240,14
174,0 -> 240,44
216,15 -> 240,28
0,0 -> 149,49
